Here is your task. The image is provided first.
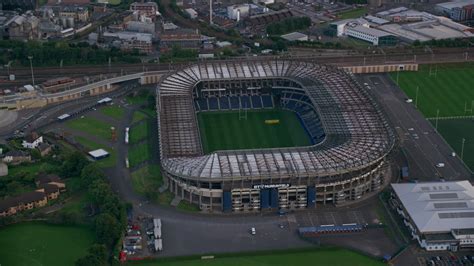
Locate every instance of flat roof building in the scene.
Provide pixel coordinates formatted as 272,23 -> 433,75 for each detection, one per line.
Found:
391,181 -> 474,251
88,149 -> 109,160
281,32 -> 308,42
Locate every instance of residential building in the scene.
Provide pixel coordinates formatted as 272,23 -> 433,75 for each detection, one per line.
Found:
59,5 -> 89,23
3,150 -> 31,165
0,191 -> 47,217
103,31 -> 153,54
130,2 -> 159,20
0,163 -> 7,177
160,29 -> 201,51
36,174 -> 66,192
37,142 -> 53,157
36,184 -> 60,200
22,133 -> 43,149
391,181 -> 474,251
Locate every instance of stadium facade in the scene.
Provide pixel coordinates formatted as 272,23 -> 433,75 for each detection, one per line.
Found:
157,60 -> 395,212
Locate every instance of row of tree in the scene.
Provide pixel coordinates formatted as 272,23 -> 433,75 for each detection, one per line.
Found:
266,17 -> 312,35
55,152 -> 127,266
0,40 -> 143,67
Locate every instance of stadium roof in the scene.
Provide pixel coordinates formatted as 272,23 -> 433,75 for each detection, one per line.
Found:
158,60 -> 395,180
392,181 -> 474,233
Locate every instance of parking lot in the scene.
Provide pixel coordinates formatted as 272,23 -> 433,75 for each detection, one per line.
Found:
417,254 -> 474,266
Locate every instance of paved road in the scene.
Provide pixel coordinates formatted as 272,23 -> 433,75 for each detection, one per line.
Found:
358,74 -> 472,181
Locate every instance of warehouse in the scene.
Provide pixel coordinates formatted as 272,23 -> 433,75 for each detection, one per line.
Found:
391,181 -> 474,251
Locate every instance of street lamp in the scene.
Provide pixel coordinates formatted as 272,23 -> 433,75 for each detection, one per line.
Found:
461,138 -> 466,161
435,109 -> 440,131
27,56 -> 35,86
415,86 -> 419,108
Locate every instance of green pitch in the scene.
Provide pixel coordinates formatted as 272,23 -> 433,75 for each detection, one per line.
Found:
197,109 -> 311,153
128,248 -> 384,266
437,119 -> 474,171
0,223 -> 94,266
391,63 -> 474,117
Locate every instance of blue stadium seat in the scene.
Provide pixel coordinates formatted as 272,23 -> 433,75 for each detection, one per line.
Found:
261,95 -> 273,108
208,97 -> 219,110
251,95 -> 262,109
197,98 -> 208,111
240,95 -> 250,109
219,97 -> 230,110
229,96 -> 240,109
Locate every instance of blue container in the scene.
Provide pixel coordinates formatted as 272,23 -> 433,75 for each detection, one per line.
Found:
223,191 -> 232,212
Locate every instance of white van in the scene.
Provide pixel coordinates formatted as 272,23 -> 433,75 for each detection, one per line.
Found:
436,163 -> 445,168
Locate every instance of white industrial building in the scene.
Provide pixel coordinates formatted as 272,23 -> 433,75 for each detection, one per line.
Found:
330,19 -> 397,46
185,8 -> 198,19
227,4 -> 250,21
391,181 -> 474,251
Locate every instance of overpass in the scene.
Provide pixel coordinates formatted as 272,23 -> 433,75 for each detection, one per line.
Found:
0,71 -> 165,110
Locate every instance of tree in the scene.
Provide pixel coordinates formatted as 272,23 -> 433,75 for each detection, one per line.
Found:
60,151 -> 89,178
80,164 -> 105,189
95,213 -> 122,248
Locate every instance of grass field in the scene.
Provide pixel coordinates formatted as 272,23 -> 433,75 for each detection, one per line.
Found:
437,119 -> 474,171
132,111 -> 148,123
129,141 -> 151,167
128,248 -> 384,266
100,105 -> 125,120
130,121 -> 149,144
131,164 -> 163,195
391,63 -> 474,117
0,223 -> 95,266
66,117 -> 113,141
75,136 -> 117,168
338,7 -> 368,19
197,109 -> 311,153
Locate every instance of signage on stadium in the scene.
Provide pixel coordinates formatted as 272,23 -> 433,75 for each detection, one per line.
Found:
252,183 -> 290,189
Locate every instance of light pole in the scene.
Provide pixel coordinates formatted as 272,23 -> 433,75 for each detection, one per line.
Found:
415,86 -> 419,108
396,68 -> 400,85
435,109 -> 440,130
28,56 -> 35,86
461,138 -> 466,160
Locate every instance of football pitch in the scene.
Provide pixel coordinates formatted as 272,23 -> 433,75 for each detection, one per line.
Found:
391,63 -> 474,118
437,119 -> 474,171
197,109 -> 312,153
128,248 -> 384,266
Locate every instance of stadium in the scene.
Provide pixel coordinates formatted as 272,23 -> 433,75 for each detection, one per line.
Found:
157,60 -> 396,212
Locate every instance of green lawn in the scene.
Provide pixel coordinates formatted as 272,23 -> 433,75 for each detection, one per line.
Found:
132,111 -> 149,123
0,223 -> 95,266
338,7 -> 368,19
129,141 -> 151,167
100,105 -> 125,120
66,117 -> 114,141
131,164 -> 163,196
436,119 -> 474,171
177,201 -> 200,212
197,109 -> 311,153
128,248 -> 384,266
75,136 -> 117,168
130,121 -> 149,144
391,63 -> 474,117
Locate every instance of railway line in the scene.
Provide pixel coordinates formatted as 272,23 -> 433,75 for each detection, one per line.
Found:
1,47 -> 472,88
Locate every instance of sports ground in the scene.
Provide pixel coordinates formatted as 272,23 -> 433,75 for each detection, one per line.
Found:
0,223 -> 95,266
197,109 -> 311,154
391,63 -> 474,118
129,248 -> 384,266
392,63 -> 474,171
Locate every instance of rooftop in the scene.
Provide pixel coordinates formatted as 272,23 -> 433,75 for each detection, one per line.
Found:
280,32 -> 308,41
436,0 -> 474,10
347,25 -> 393,37
88,149 -> 109,158
392,181 -> 474,233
